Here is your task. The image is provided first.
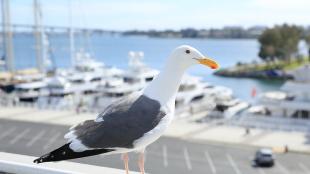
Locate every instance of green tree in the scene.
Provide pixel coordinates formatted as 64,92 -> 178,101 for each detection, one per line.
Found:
258,24 -> 301,62
258,29 -> 280,61
305,35 -> 310,61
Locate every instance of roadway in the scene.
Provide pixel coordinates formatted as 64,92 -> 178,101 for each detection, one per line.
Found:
0,119 -> 310,174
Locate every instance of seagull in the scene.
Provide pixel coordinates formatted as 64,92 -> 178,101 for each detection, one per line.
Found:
33,45 -> 219,174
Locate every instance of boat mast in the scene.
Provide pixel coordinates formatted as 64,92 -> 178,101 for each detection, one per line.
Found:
33,0 -> 45,73
69,0 -> 75,67
1,0 -> 14,72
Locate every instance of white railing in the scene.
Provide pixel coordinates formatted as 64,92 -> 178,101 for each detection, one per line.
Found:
230,115 -> 310,132
0,160 -> 72,174
0,152 -> 138,174
260,99 -> 310,111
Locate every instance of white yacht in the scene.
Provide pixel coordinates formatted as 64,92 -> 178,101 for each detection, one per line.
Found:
14,81 -> 49,102
66,72 -> 102,94
74,50 -> 105,73
248,65 -> 310,118
49,50 -> 123,96
37,76 -> 75,109
122,51 -> 159,83
12,71 -> 46,84
46,73 -> 97,97
93,51 -> 155,109
93,77 -> 145,110
0,72 -> 42,94
203,84 -> 233,102
6,70 -> 49,102
0,72 -> 15,93
198,84 -> 248,121
99,77 -> 145,97
176,74 -> 212,107
239,64 -> 310,132
46,76 -> 74,97
73,50 -> 123,77
206,99 -> 250,119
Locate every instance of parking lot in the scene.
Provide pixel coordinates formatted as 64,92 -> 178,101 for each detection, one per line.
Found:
0,119 -> 310,174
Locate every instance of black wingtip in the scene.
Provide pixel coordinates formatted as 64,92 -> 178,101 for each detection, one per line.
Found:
33,143 -> 114,164
34,152 -> 51,164
33,158 -> 42,164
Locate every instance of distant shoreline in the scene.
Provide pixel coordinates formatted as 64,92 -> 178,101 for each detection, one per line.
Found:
3,32 -> 260,40
2,26 -> 265,39
122,28 -> 264,39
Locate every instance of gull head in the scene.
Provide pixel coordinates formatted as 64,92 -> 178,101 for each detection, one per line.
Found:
169,45 -> 219,70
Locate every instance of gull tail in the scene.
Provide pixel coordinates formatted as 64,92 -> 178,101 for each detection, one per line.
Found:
33,143 -> 113,163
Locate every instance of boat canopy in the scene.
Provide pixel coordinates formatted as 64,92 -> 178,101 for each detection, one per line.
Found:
15,81 -> 47,89
281,81 -> 310,94
262,91 -> 287,100
48,76 -> 70,87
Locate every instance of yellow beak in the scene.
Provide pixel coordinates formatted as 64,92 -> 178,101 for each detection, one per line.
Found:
196,57 -> 219,69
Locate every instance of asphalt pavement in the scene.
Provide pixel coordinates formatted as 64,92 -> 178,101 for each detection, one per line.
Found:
0,119 -> 310,174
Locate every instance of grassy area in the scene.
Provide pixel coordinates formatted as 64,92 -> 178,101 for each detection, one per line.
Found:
222,57 -> 309,73
215,57 -> 310,79
282,58 -> 309,70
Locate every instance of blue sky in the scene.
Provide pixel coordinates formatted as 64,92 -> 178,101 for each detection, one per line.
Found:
4,0 -> 310,30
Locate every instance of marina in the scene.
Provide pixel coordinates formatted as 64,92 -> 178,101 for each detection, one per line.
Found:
0,0 -> 244,118
0,51 -> 236,117
0,0 -> 247,118
1,0 -> 310,134
1,0 -> 310,173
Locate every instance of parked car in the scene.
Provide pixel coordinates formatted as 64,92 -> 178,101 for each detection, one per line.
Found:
253,148 -> 274,167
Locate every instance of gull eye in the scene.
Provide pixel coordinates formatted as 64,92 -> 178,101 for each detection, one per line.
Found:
185,49 -> 191,54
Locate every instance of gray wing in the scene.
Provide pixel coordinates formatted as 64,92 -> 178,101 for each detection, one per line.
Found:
68,93 -> 166,150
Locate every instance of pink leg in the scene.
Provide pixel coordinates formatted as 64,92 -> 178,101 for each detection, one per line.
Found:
122,153 -> 130,174
138,152 -> 145,174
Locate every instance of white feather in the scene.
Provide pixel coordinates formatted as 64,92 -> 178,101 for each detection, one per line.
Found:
95,117 -> 104,122
69,139 -> 90,152
64,131 -> 77,141
64,130 -> 90,152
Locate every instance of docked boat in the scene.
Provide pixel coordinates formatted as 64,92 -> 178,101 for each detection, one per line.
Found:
73,50 -> 123,77
93,51 -> 155,109
93,77 -> 145,110
176,74 -> 212,107
123,51 -> 159,83
99,77 -> 145,97
247,65 -> 310,119
66,72 -> 102,94
14,81 -> 49,102
37,76 -> 75,109
203,84 -> 233,102
0,69 -> 46,93
48,50 -> 123,96
205,99 -> 249,119
45,76 -> 73,97
0,72 -> 14,93
238,64 -> 310,132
